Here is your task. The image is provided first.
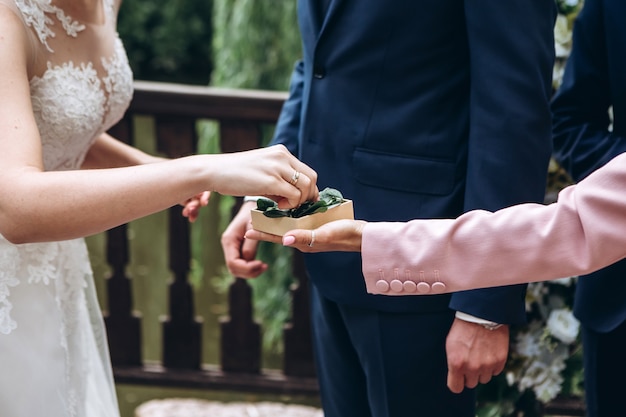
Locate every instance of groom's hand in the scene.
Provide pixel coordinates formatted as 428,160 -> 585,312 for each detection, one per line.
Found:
445,318 -> 509,393
221,202 -> 268,278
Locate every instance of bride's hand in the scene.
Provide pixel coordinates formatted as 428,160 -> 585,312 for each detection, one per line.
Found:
181,191 -> 210,223
212,145 -> 318,209
245,219 -> 367,253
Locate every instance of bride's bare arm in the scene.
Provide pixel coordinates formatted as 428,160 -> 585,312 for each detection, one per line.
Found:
83,133 -> 212,222
1,148 -> 317,244
81,133 -> 164,169
0,10 -> 317,244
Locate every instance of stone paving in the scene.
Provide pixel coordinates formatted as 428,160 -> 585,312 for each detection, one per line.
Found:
135,398 -> 324,417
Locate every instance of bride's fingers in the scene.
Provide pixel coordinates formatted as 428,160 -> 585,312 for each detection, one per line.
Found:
180,191 -> 211,223
199,191 -> 211,206
254,145 -> 317,207
274,170 -> 312,209
291,161 -> 318,202
183,201 -> 200,222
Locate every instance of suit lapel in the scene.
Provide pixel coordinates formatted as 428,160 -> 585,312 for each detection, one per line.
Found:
302,0 -> 340,43
317,0 -> 340,40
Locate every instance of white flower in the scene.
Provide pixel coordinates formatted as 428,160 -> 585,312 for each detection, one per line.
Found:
534,372 -> 565,403
506,371 -> 517,386
518,361 -> 547,392
554,14 -> 573,58
564,0 -> 579,6
534,353 -> 567,402
526,282 -> 547,311
547,308 -> 580,344
514,323 -> 543,357
518,350 -> 567,403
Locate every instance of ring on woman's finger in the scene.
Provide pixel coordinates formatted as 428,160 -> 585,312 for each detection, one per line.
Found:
290,170 -> 301,186
308,230 -> 315,247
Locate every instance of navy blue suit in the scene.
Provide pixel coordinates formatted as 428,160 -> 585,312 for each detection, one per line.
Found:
272,1 -> 556,416
551,1 -> 626,415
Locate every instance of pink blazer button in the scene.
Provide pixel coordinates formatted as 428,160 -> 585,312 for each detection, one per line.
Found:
403,281 -> 417,293
390,280 -> 403,292
375,280 -> 390,292
416,282 -> 431,294
431,282 -> 446,293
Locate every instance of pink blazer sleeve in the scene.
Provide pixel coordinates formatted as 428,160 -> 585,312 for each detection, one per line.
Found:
362,152 -> 626,295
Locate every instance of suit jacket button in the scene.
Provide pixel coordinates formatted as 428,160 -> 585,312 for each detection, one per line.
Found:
431,282 -> 446,293
403,281 -> 417,293
375,280 -> 390,292
416,282 -> 431,294
390,279 -> 403,292
313,66 -> 326,79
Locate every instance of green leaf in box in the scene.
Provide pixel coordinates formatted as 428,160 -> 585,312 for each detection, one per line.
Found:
251,188 -> 354,236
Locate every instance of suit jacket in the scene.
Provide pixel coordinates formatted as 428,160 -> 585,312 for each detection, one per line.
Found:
272,0 -> 556,323
551,0 -> 626,332
361,152 -> 626,297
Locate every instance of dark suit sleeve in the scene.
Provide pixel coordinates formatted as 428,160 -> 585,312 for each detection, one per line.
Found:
552,0 -> 626,333
551,0 -> 624,181
270,60 -> 305,155
449,0 -> 557,324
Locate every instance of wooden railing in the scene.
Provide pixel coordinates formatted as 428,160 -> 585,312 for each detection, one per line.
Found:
103,80 -> 585,415
104,81 -> 316,396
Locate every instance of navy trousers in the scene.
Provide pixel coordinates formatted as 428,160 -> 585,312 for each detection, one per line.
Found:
582,321 -> 626,417
309,284 -> 475,417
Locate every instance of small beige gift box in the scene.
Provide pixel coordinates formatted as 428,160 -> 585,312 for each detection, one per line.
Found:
250,200 -> 354,236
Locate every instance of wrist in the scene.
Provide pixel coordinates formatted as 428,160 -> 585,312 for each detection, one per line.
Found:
354,220 -> 367,252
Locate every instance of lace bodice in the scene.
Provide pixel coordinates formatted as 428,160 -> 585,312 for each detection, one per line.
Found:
0,0 -> 133,329
13,0 -> 133,171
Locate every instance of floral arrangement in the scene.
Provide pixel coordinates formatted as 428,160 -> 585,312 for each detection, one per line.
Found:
505,278 -> 583,410
477,276 -> 584,417
477,2 -> 586,415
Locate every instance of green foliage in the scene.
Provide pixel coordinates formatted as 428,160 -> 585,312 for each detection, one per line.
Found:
256,188 -> 346,218
212,0 -> 300,89
117,0 -> 213,84
205,0 -> 301,358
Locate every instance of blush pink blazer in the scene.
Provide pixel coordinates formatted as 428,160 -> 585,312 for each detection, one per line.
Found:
362,152 -> 626,295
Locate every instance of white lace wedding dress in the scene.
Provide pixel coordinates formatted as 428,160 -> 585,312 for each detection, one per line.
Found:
0,0 -> 133,416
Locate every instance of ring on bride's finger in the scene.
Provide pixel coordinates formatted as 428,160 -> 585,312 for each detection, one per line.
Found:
290,170 -> 301,186
308,230 -> 315,247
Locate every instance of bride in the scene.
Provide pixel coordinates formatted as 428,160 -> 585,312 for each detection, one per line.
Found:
0,0 -> 318,416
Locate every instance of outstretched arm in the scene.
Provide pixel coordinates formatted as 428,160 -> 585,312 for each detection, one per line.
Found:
83,132 -> 210,223
361,151 -> 626,294
0,8 -> 317,244
247,151 -> 626,293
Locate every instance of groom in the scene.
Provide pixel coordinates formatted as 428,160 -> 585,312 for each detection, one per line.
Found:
222,1 -> 557,416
